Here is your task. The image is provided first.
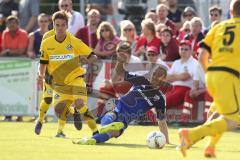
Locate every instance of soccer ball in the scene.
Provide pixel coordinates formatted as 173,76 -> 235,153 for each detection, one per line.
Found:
146,131 -> 166,149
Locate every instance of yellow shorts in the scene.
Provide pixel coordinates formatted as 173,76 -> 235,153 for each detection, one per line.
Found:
43,83 -> 53,98
206,71 -> 240,124
52,77 -> 88,110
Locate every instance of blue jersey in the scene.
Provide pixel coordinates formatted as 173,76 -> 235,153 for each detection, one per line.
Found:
113,72 -> 166,125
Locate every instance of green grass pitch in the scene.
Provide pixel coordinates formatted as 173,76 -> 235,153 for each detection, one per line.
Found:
0,122 -> 240,160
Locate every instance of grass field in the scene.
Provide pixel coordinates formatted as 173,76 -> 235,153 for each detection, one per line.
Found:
0,122 -> 240,160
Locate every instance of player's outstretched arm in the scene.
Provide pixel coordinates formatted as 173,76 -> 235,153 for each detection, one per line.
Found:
37,64 -> 47,90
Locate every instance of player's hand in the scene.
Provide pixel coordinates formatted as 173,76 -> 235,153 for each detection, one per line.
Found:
37,75 -> 44,90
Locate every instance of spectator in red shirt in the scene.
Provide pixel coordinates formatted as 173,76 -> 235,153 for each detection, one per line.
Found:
156,4 -> 177,36
159,27 -> 180,62
177,21 -> 191,42
134,19 -> 161,60
75,9 -> 100,49
0,15 -> 28,57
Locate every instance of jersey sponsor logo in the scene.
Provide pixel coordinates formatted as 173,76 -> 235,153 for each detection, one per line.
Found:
49,54 -> 74,61
137,89 -> 153,106
66,44 -> 73,51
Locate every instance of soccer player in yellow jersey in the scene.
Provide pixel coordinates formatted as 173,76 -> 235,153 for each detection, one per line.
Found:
34,29 -> 83,136
37,11 -> 98,137
177,0 -> 240,158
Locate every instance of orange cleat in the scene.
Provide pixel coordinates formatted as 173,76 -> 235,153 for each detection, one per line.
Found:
176,128 -> 192,157
204,146 -> 216,158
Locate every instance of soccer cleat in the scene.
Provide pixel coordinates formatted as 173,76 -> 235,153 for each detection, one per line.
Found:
98,122 -> 124,134
204,146 -> 216,158
55,132 -> 66,138
34,120 -> 43,135
72,138 -> 96,145
73,108 -> 82,130
176,129 -> 192,157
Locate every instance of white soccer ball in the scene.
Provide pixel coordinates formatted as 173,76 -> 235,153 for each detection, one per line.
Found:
146,131 -> 166,149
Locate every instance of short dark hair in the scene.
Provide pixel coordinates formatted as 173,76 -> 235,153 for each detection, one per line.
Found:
209,6 -> 222,15
52,11 -> 68,23
6,15 -> 19,24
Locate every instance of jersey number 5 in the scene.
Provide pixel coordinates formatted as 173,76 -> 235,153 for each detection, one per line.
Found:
223,25 -> 236,46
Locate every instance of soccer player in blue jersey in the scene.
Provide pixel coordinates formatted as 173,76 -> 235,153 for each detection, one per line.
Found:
73,62 -> 170,145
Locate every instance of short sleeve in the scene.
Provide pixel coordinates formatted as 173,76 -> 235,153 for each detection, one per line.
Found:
75,38 -> 92,56
39,40 -> 49,64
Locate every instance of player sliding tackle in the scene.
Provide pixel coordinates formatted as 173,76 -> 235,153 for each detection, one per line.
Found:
73,51 -> 171,145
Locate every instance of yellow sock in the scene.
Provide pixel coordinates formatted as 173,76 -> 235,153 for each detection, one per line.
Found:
83,109 -> 98,133
57,119 -> 66,134
67,105 -> 74,115
207,133 -> 222,148
38,100 -> 50,123
189,117 -> 227,143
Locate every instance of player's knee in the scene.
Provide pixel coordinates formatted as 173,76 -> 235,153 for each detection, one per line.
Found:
74,98 -> 84,109
44,97 -> 52,104
54,102 -> 66,118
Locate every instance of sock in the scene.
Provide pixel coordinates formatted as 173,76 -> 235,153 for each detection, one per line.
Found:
57,119 -> 66,134
83,109 -> 98,133
38,100 -> 50,123
189,117 -> 227,144
207,133 -> 222,148
67,105 -> 74,115
92,133 -> 110,143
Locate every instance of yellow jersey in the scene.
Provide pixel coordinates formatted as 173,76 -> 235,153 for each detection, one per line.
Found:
40,33 -> 92,85
201,17 -> 240,72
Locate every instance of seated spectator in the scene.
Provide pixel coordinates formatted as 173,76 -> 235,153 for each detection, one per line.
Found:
159,27 -> 180,62
134,19 -> 161,60
167,0 -> 182,30
145,11 -> 158,25
119,20 -> 138,52
184,17 -> 205,59
0,15 -> 29,57
204,6 -> 222,35
165,40 -> 198,109
76,9 -> 100,49
177,21 -> 191,42
94,21 -> 120,59
27,13 -> 50,58
181,62 -> 213,123
58,0 -> 84,35
182,6 -> 196,22
155,23 -> 167,39
156,4 -> 177,36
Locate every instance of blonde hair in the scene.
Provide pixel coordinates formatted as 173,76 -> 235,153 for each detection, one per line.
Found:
141,18 -> 156,36
119,20 -> 137,40
190,17 -> 204,27
96,21 -> 116,40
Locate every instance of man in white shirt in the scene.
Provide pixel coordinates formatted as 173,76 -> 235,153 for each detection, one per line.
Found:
181,62 -> 213,123
165,40 -> 198,109
58,0 -> 84,35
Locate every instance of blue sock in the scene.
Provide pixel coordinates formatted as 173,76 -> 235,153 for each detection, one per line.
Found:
92,133 -> 110,143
